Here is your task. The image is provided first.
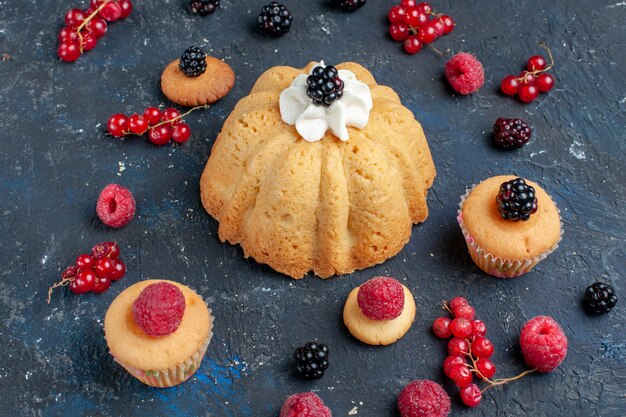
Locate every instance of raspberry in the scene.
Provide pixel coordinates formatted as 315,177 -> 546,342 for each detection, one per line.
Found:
132,282 -> 186,337
397,380 -> 451,417
357,276 -> 405,320
519,316 -> 567,373
279,392 -> 331,417
96,184 -> 136,228
444,52 -> 484,95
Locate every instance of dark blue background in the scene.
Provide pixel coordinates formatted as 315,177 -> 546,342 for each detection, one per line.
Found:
0,0 -> 624,416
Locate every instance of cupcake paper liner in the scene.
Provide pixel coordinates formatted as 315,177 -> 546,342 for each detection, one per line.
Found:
457,185 -> 563,279
113,309 -> 214,388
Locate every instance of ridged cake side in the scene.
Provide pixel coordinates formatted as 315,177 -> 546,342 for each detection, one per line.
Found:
200,62 -> 436,278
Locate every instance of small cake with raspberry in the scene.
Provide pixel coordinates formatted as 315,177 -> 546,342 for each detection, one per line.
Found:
104,279 -> 213,387
458,175 -> 562,278
343,276 -> 416,345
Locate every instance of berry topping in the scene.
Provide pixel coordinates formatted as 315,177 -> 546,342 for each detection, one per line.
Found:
397,379 -> 451,417
519,316 -> 568,373
294,341 -> 329,380
257,2 -> 293,37
357,276 -> 405,321
583,282 -> 618,315
432,317 -> 452,338
190,0 -> 220,16
493,118 -> 532,150
279,392 -> 332,417
459,384 -> 482,407
330,0 -> 366,11
306,65 -> 344,107
179,46 -> 207,78
132,282 -> 186,337
96,183 -> 136,228
444,52 -> 485,95
496,178 -> 538,221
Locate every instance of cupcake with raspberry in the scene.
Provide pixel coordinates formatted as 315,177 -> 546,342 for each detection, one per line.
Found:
458,175 -> 562,278
343,276 -> 416,346
104,279 -> 213,387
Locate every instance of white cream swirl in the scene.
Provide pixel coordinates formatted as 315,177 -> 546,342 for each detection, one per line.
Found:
279,61 -> 373,142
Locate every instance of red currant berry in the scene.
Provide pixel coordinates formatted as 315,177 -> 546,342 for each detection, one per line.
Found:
172,123 -> 191,143
80,31 -> 98,52
518,71 -> 536,85
62,265 -> 78,279
76,254 -> 95,270
107,114 -> 129,137
119,0 -> 133,19
414,12 -> 429,27
403,35 -> 423,55
109,259 -> 126,281
70,269 -> 96,294
471,337 -> 494,358
527,55 -> 547,71
99,1 -> 123,21
417,24 -> 437,44
432,316 -> 452,338
401,0 -> 417,7
476,358 -> 496,379
431,19 -> 445,37
500,75 -> 520,96
388,6 -> 406,23
453,304 -> 475,320
450,318 -> 473,338
65,9 -> 86,29
128,114 -> 148,135
416,2 -> 432,14
535,73 -> 555,92
143,107 -> 163,125
443,355 -> 466,377
448,364 -> 473,388
58,27 -> 79,43
148,125 -> 172,145
107,242 -> 120,259
163,107 -> 181,125
403,7 -> 421,27
449,297 -> 468,310
389,22 -> 410,42
94,257 -> 114,278
440,15 -> 455,34
472,319 -> 487,337
93,275 -> 112,293
58,41 -> 81,63
448,337 -> 470,356
518,84 -> 539,103
86,17 -> 107,39
460,384 -> 482,407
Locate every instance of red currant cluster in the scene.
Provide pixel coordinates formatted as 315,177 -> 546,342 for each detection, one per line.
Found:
388,1 -> 455,55
58,0 -> 133,63
48,242 -> 126,303
500,43 -> 555,103
106,105 -> 206,145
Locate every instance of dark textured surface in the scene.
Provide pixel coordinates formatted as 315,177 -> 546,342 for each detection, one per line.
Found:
0,1 -> 625,416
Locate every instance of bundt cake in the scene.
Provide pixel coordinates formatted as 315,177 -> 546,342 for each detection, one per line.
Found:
200,61 -> 436,279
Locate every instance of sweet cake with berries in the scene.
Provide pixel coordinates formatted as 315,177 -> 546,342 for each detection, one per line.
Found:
343,276 -> 416,345
104,279 -> 213,387
200,61 -> 436,278
458,175 -> 562,278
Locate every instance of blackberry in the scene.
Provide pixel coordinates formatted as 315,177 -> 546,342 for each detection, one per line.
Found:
493,118 -> 532,150
257,2 -> 293,37
330,0 -> 366,11
496,178 -> 538,221
294,341 -> 329,379
584,282 -> 618,315
179,46 -> 207,78
306,65 -> 344,107
190,0 -> 219,16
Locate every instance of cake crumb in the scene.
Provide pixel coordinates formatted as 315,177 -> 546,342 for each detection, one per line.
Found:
348,406 -> 358,415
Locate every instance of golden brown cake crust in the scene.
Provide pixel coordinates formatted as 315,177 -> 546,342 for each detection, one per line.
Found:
161,57 -> 235,106
104,280 -> 212,371
343,285 -> 416,346
461,175 -> 561,260
200,62 -> 436,279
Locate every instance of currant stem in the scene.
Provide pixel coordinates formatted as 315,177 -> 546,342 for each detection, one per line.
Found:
480,369 -> 537,393
47,277 -> 74,304
429,44 -> 450,57
150,104 -> 210,130
442,301 -> 453,314
75,1 -> 111,53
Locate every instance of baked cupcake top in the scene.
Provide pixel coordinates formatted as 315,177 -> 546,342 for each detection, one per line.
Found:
461,175 -> 561,260
104,279 -> 212,371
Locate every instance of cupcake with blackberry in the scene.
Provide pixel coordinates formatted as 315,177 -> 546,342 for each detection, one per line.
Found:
104,279 -> 213,387
457,175 -> 562,278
